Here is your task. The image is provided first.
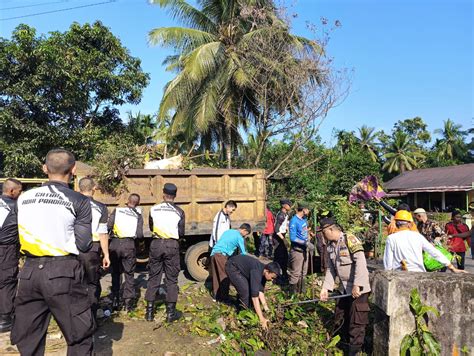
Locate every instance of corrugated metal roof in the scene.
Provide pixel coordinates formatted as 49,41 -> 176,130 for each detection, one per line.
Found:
384,163 -> 474,192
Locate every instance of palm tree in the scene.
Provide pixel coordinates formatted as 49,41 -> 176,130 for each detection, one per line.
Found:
149,0 -> 319,168
433,119 -> 467,161
356,125 -> 379,162
382,131 -> 425,173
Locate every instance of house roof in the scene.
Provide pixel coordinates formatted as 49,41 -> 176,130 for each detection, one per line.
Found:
384,163 -> 474,193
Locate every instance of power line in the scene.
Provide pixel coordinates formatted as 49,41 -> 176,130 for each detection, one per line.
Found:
0,0 -> 116,21
1,1 -> 72,11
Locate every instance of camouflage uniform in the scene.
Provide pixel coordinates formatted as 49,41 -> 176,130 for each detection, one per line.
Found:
417,220 -> 446,243
323,233 -> 371,356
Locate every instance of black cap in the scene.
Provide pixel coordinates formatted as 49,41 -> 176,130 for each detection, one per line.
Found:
163,183 -> 177,196
280,199 -> 292,206
317,217 -> 337,232
264,262 -> 282,277
297,202 -> 310,210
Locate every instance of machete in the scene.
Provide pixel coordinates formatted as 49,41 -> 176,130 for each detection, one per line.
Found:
282,293 -> 352,307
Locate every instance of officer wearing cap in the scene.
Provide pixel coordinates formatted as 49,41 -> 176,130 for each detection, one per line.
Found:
0,178 -> 22,333
11,149 -> 94,355
319,217 -> 370,356
145,183 -> 185,322
108,193 -> 143,312
273,199 -> 292,280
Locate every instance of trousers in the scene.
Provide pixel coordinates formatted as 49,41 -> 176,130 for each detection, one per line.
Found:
259,234 -> 273,258
287,247 -> 309,285
226,261 -> 252,308
210,253 -> 229,300
0,244 -> 19,316
78,242 -> 102,312
145,238 -> 180,303
110,238 -> 136,300
11,256 -> 94,356
272,234 -> 289,278
333,293 -> 370,354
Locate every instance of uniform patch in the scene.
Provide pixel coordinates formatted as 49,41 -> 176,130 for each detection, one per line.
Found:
346,233 -> 364,253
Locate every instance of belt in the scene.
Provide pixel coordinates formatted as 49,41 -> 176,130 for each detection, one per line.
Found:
26,255 -> 77,262
291,244 -> 306,253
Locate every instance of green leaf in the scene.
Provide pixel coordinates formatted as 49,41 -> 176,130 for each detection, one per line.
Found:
409,345 -> 422,356
326,335 -> 341,349
409,288 -> 422,315
422,332 -> 441,356
419,305 -> 440,318
400,334 -> 413,355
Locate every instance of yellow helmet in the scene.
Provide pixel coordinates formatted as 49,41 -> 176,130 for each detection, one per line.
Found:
394,210 -> 413,222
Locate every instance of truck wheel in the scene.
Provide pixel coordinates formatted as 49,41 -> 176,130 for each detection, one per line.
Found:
185,241 -> 210,282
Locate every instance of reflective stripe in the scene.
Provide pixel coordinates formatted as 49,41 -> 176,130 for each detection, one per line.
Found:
19,225 -> 69,256
152,226 -> 177,239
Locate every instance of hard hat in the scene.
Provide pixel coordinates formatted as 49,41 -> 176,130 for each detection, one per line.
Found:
413,208 -> 426,214
394,210 -> 414,222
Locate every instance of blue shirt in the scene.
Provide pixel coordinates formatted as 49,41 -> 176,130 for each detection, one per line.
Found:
289,215 -> 308,246
211,229 -> 247,257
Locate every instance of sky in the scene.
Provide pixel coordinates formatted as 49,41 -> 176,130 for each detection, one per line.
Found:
0,0 -> 472,145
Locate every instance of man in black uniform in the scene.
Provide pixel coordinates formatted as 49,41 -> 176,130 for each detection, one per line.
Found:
145,183 -> 185,322
226,255 -> 281,330
273,199 -> 291,281
77,177 -> 110,318
108,193 -> 143,312
0,178 -> 22,332
11,149 -> 94,355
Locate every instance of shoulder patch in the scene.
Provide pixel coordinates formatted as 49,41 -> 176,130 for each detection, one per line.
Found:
345,233 -> 364,253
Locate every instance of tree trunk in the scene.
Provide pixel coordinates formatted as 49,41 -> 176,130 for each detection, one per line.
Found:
225,121 -> 232,169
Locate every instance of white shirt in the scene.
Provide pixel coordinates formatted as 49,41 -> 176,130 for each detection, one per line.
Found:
384,229 -> 450,272
209,210 -> 230,247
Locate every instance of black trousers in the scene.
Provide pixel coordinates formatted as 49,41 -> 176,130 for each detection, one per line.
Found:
0,244 -> 19,317
11,256 -> 94,356
455,252 -> 465,270
272,234 -> 289,278
333,293 -> 370,354
226,261 -> 252,308
78,242 -> 102,312
145,239 -> 180,303
110,238 -> 136,300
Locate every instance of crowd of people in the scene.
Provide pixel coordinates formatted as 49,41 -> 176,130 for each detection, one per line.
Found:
0,147 -> 472,355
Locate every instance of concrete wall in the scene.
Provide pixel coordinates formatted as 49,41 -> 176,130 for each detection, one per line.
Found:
371,270 -> 474,356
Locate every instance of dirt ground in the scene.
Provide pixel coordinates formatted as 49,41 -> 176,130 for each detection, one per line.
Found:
0,270 -> 217,356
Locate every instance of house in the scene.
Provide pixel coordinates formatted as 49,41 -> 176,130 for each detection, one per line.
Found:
384,163 -> 474,211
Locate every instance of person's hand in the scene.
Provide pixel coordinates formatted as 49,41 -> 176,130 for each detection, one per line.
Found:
260,317 -> 270,330
102,255 -> 111,269
451,267 -> 467,274
352,285 -> 361,298
320,289 -> 329,302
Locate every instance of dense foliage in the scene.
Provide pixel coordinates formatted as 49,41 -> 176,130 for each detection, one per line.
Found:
0,22 -> 149,176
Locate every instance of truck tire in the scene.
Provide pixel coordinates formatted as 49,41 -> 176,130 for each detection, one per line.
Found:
185,241 -> 210,282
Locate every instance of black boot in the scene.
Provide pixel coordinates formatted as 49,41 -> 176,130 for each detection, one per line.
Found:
0,314 -> 12,333
124,299 -> 135,313
112,295 -> 121,311
166,302 -> 182,323
288,284 -> 297,296
145,302 -> 155,322
348,345 -> 361,356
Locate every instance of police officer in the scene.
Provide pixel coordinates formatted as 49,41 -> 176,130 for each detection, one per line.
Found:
319,217 -> 371,356
11,149 -> 94,355
77,177 -> 110,318
108,193 -> 143,312
0,178 -> 22,332
145,183 -> 185,322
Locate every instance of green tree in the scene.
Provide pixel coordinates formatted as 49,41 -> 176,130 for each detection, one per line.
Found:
0,22 -> 149,176
433,119 -> 467,162
149,0 -> 319,168
382,131 -> 425,173
393,117 -> 431,146
356,125 -> 379,162
335,130 -> 359,156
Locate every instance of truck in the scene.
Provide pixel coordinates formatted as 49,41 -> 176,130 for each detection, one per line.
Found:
74,162 -> 267,281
